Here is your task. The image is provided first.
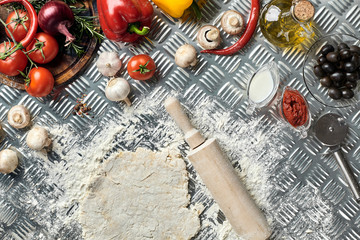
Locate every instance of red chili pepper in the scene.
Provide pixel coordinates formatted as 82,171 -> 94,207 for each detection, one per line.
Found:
0,0 -> 38,48
201,0 -> 259,55
97,0 -> 154,43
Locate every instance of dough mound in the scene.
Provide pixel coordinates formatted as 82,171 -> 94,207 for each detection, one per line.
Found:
79,148 -> 200,240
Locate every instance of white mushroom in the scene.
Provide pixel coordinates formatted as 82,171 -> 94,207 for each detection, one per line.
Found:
221,10 -> 244,35
197,25 -> 221,50
105,77 -> 131,106
175,44 -> 198,68
26,126 -> 51,151
96,51 -> 122,77
7,105 -> 31,129
0,149 -> 18,174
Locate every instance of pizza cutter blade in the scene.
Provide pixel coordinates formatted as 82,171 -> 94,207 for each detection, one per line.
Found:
314,113 -> 360,203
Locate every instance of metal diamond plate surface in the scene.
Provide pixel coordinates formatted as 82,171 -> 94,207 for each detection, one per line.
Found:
1,0 -> 360,239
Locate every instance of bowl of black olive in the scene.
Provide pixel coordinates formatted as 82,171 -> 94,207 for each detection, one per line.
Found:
303,34 -> 360,108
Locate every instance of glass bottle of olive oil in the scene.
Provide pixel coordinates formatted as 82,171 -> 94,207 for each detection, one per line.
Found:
260,0 -> 315,48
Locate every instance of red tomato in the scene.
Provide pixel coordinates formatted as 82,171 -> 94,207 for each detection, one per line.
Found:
127,54 -> 156,80
26,67 -> 54,97
0,42 -> 28,76
26,32 -> 59,64
5,10 -> 30,43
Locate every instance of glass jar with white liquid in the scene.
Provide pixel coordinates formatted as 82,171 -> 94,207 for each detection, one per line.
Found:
246,61 -> 280,114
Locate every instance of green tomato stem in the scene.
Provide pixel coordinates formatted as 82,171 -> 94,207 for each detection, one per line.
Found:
0,42 -> 23,60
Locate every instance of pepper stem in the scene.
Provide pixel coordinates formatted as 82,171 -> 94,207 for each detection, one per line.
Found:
128,23 -> 150,36
190,1 -> 202,20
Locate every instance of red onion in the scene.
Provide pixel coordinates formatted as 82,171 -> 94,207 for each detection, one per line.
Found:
38,0 -> 75,44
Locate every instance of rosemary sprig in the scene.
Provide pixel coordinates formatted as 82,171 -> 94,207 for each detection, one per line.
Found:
66,42 -> 85,56
70,6 -> 104,43
74,15 -> 104,42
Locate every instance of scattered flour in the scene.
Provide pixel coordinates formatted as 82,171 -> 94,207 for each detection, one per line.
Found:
1,89 -> 337,240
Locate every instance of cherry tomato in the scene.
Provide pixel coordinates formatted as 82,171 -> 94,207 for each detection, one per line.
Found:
0,42 -> 28,76
26,67 -> 54,97
127,54 -> 156,80
5,10 -> 30,43
26,32 -> 59,64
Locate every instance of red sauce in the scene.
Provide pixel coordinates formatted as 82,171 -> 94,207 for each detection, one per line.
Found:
282,89 -> 308,127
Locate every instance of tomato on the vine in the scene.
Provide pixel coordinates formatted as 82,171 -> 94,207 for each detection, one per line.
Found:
25,67 -> 54,97
5,10 -> 30,43
26,32 -> 59,64
0,42 -> 28,76
127,54 -> 156,80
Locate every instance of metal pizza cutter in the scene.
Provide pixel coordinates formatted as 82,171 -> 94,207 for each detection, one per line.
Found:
314,113 -> 360,203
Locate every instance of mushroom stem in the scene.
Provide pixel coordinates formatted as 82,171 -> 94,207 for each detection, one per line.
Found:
206,30 -> 220,41
229,17 -> 240,27
197,25 -> 222,50
7,105 -> 31,129
220,10 -> 244,35
13,113 -> 22,123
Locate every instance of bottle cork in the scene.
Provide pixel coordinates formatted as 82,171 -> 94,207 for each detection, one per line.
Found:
293,0 -> 315,22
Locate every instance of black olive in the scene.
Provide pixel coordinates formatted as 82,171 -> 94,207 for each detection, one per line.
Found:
338,43 -> 350,50
321,44 -> 335,56
314,65 -> 326,78
333,80 -> 344,88
346,72 -> 359,82
341,88 -> 354,99
322,62 -> 336,74
317,56 -> 327,65
340,49 -> 352,60
320,76 -> 332,87
336,61 -> 345,70
351,54 -> 360,68
326,52 -> 340,63
344,62 -> 357,72
350,45 -> 360,54
345,81 -> 357,89
328,87 -> 342,99
330,71 -> 345,82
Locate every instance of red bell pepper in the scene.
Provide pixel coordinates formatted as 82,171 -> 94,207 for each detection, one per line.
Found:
97,0 -> 154,43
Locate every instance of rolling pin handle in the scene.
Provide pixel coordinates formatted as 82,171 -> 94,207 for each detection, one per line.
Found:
164,97 -> 205,149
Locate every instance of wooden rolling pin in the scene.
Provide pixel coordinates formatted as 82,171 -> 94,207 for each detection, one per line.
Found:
164,97 -> 271,240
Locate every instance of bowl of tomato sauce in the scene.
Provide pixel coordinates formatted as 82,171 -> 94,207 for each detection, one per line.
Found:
278,86 -> 311,138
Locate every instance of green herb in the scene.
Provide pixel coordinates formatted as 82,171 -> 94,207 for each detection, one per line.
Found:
67,42 -> 85,56
71,6 -> 104,43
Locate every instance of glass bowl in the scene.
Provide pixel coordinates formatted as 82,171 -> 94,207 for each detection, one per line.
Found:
246,61 -> 280,114
303,34 -> 360,108
278,86 -> 311,138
